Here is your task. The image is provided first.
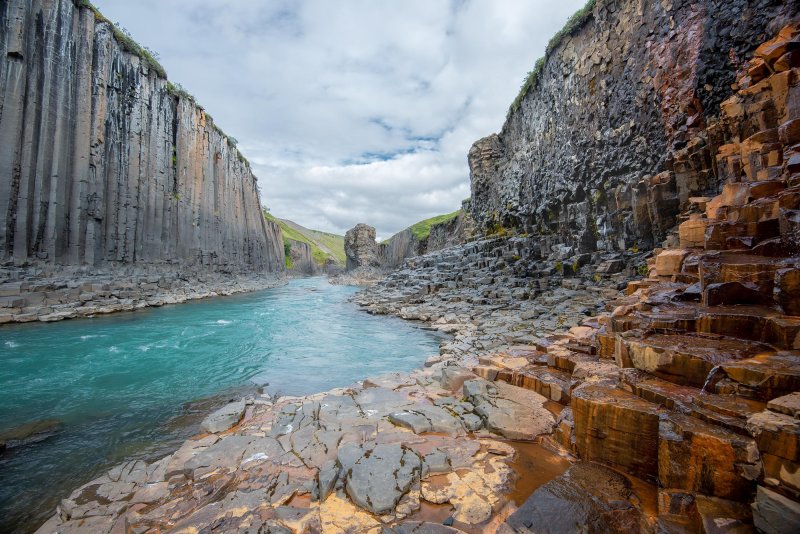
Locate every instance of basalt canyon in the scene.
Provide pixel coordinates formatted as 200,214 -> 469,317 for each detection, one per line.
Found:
3,0 -> 800,533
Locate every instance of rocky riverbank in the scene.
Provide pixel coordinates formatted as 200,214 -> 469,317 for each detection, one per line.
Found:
35,267 -> 638,533
0,265 -> 286,324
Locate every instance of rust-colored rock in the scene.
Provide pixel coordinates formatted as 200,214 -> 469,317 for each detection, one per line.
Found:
659,413 -> 761,501
572,384 -> 660,480
776,267 -> 800,316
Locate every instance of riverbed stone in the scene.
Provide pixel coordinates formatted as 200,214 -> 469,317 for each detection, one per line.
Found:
463,379 -> 554,440
201,399 -> 246,433
341,442 -> 422,515
503,462 -> 649,533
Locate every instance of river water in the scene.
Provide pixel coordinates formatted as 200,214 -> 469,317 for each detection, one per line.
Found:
0,277 -> 441,532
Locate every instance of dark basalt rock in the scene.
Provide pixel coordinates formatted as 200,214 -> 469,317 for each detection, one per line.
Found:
468,0 -> 799,256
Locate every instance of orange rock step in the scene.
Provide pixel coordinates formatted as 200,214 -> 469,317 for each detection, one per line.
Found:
515,366 -> 572,404
619,369 -> 766,436
747,407 -> 800,497
629,303 -> 800,350
706,181 -> 787,220
698,251 -> 799,296
572,384 -> 661,481
615,331 -> 775,389
718,351 -> 800,401
659,412 -> 761,501
704,218 -> 781,250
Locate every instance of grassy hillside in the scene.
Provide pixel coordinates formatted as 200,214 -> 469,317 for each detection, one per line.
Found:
408,210 -> 461,240
382,210 -> 461,244
264,212 -> 345,267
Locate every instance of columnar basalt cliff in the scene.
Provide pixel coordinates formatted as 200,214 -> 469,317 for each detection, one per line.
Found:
0,0 -> 283,273
470,0 -> 798,256
286,238 -> 318,275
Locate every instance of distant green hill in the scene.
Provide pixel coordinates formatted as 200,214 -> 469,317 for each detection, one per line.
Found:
383,210 -> 461,244
264,212 -> 345,267
408,210 -> 461,240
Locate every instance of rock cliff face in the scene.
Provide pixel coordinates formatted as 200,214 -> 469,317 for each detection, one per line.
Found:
0,0 -> 283,273
344,224 -> 382,271
381,209 -> 474,269
286,239 -> 317,275
470,0 -> 799,256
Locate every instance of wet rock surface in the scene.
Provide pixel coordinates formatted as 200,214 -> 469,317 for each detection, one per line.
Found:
503,462 -> 652,534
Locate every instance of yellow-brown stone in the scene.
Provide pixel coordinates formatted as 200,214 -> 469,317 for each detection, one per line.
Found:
659,413 -> 761,501
572,384 -> 660,480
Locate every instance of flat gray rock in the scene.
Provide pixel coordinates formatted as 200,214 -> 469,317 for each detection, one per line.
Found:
463,379 -> 554,440
342,442 -> 422,515
183,435 -> 256,477
201,400 -> 246,433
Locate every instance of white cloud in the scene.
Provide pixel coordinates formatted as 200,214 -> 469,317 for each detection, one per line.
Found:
93,0 -> 585,239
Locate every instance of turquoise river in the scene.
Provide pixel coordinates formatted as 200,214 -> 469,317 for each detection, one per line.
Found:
0,277 -> 442,532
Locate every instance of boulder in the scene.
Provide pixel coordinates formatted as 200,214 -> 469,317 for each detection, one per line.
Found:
340,442 -> 422,515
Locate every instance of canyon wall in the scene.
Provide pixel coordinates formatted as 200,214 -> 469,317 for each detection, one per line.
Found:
286,239 -> 318,275
0,0 -> 284,273
470,0 -> 799,255
381,208 -> 474,269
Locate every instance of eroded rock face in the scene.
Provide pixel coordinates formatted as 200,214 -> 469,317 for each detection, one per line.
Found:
469,0 -> 799,254
381,208 -> 475,270
344,224 -> 383,270
0,0 -> 283,273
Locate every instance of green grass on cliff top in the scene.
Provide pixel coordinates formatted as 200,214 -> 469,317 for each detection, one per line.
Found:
75,0 -> 166,78
381,210 -> 462,244
508,0 -> 596,117
409,210 -> 461,241
264,212 -> 345,266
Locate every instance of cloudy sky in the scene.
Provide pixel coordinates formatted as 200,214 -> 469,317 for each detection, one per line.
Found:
93,0 -> 584,239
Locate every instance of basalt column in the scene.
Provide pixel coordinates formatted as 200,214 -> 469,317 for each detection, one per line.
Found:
0,0 -> 283,273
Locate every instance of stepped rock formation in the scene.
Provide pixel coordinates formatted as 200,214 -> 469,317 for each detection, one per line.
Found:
470,0 -> 798,256
355,20 -> 800,533
0,0 -> 283,273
